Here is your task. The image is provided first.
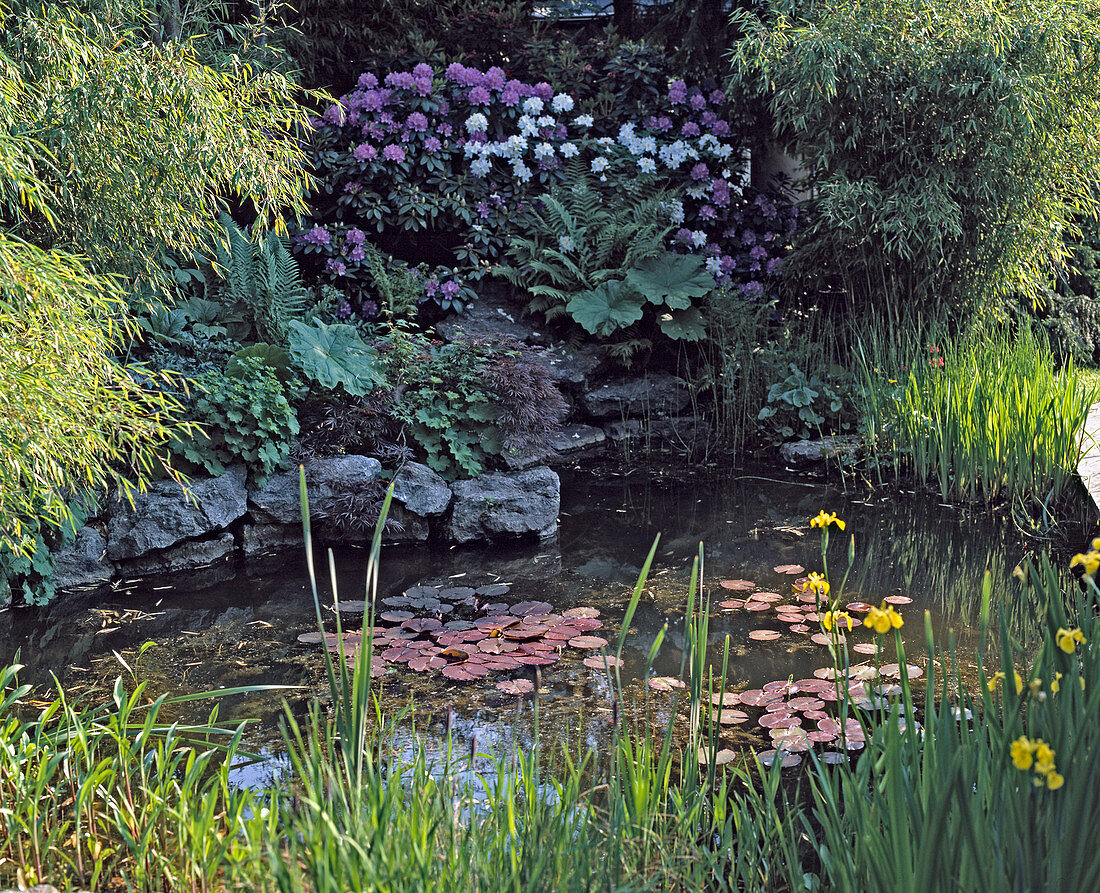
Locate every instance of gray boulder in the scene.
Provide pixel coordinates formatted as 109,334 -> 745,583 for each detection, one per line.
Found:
119,532 -> 235,576
241,523 -> 302,558
53,526 -> 114,591
779,436 -> 862,466
391,461 -> 452,516
249,456 -> 383,525
549,424 -> 607,455
448,466 -> 560,543
107,466 -> 248,561
581,372 -> 690,420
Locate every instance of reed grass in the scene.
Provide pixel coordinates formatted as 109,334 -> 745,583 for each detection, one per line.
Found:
856,322 -> 1097,508
4,488 -> 1100,891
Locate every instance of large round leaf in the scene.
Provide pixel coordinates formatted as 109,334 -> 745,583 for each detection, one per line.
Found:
566,281 -> 645,336
658,307 -> 706,341
288,320 -> 387,396
625,252 -> 715,309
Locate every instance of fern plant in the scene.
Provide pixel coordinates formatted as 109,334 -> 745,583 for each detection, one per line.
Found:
213,214 -> 311,344
498,160 -> 714,361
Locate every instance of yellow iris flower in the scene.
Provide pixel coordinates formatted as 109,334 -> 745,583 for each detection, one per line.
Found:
796,572 -> 830,598
1011,736 -> 1063,790
810,511 -> 845,530
823,610 -> 854,632
1011,736 -> 1035,770
1070,550 -> 1100,578
1056,627 -> 1086,654
863,601 -> 904,634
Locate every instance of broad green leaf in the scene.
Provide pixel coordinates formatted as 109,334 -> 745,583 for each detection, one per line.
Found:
288,320 -> 387,397
567,281 -> 645,336
625,252 -> 715,310
657,307 -> 707,341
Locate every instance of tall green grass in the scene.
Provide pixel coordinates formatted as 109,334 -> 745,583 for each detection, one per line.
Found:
856,323 -> 1097,507
4,488 -> 1100,891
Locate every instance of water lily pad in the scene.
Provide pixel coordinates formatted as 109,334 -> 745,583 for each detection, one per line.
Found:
777,613 -> 804,624
718,599 -> 743,610
697,747 -> 737,766
790,624 -> 811,633
770,727 -> 811,752
807,729 -> 838,743
649,676 -> 687,691
846,602 -> 873,613
402,618 -> 442,633
852,643 -> 880,655
774,564 -> 805,575
513,653 -> 559,666
811,633 -> 845,646
712,708 -> 749,725
480,602 -> 510,614
745,602 -> 772,612
711,692 -> 740,706
753,592 -> 784,602
408,655 -> 436,672
884,595 -> 913,605
511,600 -> 554,616
335,600 -> 367,612
476,583 -> 511,598
438,587 -> 476,600
296,631 -> 330,645
881,663 -> 923,679
443,620 -> 476,631
719,579 -> 756,591
504,623 -> 550,641
819,751 -> 848,764
583,654 -> 624,671
787,697 -> 826,712
738,689 -> 777,707
380,610 -> 415,623
757,749 -> 802,768
496,679 -> 533,695
568,635 -> 609,649
569,618 -> 604,632
382,596 -> 413,608
441,664 -> 475,682
563,606 -> 600,619
407,585 -> 442,598
748,629 -> 781,641
476,615 -> 520,631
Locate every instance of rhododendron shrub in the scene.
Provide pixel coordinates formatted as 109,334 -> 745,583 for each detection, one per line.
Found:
296,62 -> 796,318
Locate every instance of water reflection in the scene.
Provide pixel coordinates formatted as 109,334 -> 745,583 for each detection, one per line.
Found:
0,467 -> 1087,756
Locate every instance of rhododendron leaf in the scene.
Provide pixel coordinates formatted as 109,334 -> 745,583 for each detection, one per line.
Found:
625,252 -> 715,309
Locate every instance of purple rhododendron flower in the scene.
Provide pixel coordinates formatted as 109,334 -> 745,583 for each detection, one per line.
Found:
437,99 -> 450,115
709,88 -> 726,104
750,245 -> 768,261
669,80 -> 688,104
702,111 -> 718,126
711,120 -> 731,137
322,104 -> 346,125
352,143 -> 376,162
689,92 -> 707,111
690,162 -> 709,181
343,181 -> 361,194
425,279 -> 441,297
655,116 -> 673,132
407,111 -> 428,131
346,227 -> 366,245
469,85 -> 492,105
485,67 -> 506,90
385,71 -> 416,90
382,144 -> 406,162
438,122 -> 454,137
304,225 -> 331,246
700,204 -> 717,220
445,62 -> 466,82
366,122 -> 385,140
720,255 -> 736,274
675,227 -> 693,244
767,257 -> 783,274
413,77 -> 432,96
326,259 -> 347,276
348,245 -> 366,263
412,62 -> 433,80
501,88 -> 521,107
357,72 -> 379,89
361,300 -> 378,319
681,121 -> 700,137
440,280 -> 461,298
534,81 -> 553,101
741,230 -> 757,245
424,136 -> 442,153
741,280 -> 764,299
477,201 -> 490,218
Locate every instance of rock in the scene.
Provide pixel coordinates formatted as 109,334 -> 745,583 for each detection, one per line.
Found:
433,291 -> 546,344
549,424 -> 607,455
118,533 -> 235,576
0,574 -> 9,610
605,416 -> 709,448
779,436 -> 862,466
382,504 -> 430,543
532,343 -> 606,394
581,372 -> 690,420
249,456 -> 383,525
448,467 -> 560,543
391,462 -> 451,516
106,466 -> 247,561
501,443 -> 557,470
52,526 -> 114,591
241,523 -> 302,557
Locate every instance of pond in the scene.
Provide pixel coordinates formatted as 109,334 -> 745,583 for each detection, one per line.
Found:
0,465 -> 1089,776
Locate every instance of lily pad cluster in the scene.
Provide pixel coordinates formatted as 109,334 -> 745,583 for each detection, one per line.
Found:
651,660 -> 924,769
298,582 -> 607,686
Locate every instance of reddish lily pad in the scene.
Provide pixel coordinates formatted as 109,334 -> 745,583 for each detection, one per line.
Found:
496,679 -> 533,695
513,653 -> 559,666
401,618 -> 442,633
790,624 -> 811,634
583,654 -> 624,671
881,663 -> 923,679
379,611 -> 415,623
568,635 -> 609,650
846,602 -> 873,613
697,747 -> 738,766
718,599 -> 743,610
719,579 -> 756,591
852,643 -> 880,655
476,583 -> 511,598
711,692 -> 740,706
774,564 -> 805,575
884,595 -> 913,605
744,602 -> 771,612
753,592 -> 784,602
441,664 -> 476,682
569,618 -> 604,632
563,606 -> 600,619
749,629 -> 781,641
757,749 -> 802,768
712,709 -> 749,725
649,676 -> 687,692
511,600 -> 554,616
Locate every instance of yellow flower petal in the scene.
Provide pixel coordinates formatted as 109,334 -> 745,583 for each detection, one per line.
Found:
1047,772 -> 1064,790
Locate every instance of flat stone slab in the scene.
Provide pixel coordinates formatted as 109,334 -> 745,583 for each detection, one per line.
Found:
1077,402 -> 1100,512
549,424 -> 606,454
448,466 -> 560,543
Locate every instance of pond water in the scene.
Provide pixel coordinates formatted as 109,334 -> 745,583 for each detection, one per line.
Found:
0,466 -> 1091,776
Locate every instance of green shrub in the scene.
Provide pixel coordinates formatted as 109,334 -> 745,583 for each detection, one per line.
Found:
729,0 -> 1100,322
172,356 -> 299,479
